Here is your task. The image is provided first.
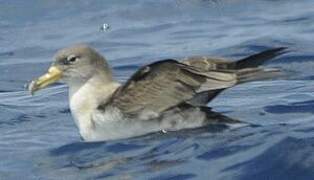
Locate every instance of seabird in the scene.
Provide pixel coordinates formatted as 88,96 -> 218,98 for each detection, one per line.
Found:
28,44 -> 286,141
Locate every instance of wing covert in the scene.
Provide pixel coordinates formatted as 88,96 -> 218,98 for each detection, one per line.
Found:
102,60 -> 237,118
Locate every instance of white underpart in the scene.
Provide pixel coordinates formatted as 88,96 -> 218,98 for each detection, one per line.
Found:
67,72 -> 213,141
69,74 -> 121,141
92,108 -> 162,141
68,75 -> 162,141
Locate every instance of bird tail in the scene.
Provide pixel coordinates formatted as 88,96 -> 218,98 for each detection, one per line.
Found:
232,47 -> 287,83
200,106 -> 242,124
233,47 -> 287,69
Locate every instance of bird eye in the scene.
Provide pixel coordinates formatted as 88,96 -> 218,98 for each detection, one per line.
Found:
67,55 -> 78,64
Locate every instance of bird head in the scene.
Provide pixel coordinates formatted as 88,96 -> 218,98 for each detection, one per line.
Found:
28,44 -> 111,95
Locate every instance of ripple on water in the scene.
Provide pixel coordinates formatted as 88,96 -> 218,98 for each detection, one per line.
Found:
1,0 -> 314,179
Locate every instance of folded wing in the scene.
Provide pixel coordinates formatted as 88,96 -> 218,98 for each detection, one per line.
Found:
99,48 -> 287,119
101,60 -> 237,119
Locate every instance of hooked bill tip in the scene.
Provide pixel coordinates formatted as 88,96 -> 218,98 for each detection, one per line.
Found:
28,80 -> 38,95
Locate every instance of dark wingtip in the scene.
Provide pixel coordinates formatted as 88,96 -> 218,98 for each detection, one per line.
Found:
272,47 -> 289,55
235,47 -> 289,69
264,47 -> 289,58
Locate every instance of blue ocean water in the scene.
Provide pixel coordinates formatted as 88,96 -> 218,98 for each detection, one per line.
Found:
1,0 -> 314,179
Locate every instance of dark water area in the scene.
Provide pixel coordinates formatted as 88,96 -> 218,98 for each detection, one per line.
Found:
1,0 -> 314,179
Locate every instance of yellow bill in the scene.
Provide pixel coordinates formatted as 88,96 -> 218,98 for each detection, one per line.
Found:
28,66 -> 62,95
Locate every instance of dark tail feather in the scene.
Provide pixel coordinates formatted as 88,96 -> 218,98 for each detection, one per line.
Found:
200,106 -> 242,124
200,107 -> 262,128
234,47 -> 287,69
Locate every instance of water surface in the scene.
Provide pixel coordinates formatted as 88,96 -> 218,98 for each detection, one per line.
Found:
1,0 -> 314,179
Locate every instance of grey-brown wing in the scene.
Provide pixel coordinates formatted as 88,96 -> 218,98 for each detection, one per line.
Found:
182,47 -> 287,71
105,60 -> 237,119
181,56 -> 235,105
181,47 -> 287,104
182,56 -> 235,71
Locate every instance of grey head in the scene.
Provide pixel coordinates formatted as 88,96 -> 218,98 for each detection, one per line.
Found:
29,44 -> 112,94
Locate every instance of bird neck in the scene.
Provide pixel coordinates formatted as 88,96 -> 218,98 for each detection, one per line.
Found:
68,68 -> 116,97
68,71 -> 120,137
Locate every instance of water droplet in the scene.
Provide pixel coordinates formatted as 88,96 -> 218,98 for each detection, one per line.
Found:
100,23 -> 110,32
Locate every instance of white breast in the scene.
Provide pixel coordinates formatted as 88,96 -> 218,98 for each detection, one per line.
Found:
68,78 -> 162,141
68,79 -> 121,141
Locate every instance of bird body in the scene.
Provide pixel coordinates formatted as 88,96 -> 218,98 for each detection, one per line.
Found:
29,45 -> 286,141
